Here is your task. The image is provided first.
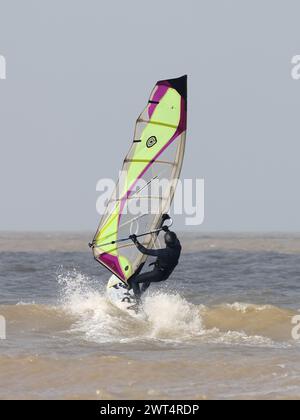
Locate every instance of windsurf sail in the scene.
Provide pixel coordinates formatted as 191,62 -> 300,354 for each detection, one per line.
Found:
91,75 -> 187,283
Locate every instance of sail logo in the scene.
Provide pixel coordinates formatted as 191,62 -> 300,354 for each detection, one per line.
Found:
291,313 -> 300,340
0,315 -> 6,340
291,55 -> 300,80
0,55 -> 6,80
146,136 -> 157,148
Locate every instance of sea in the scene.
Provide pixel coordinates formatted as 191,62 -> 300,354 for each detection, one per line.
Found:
0,232 -> 300,400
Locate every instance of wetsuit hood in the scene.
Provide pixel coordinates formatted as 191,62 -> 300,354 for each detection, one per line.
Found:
164,231 -> 178,247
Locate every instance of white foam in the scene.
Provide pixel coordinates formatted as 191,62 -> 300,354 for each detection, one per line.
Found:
16,301 -> 36,306
226,302 -> 272,313
143,292 -> 204,339
58,270 -> 131,343
204,329 -> 275,347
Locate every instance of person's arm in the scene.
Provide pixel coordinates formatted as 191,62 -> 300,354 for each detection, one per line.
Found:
130,235 -> 165,257
136,240 -> 163,256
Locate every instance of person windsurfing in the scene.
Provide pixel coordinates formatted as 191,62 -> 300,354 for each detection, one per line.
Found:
128,226 -> 182,301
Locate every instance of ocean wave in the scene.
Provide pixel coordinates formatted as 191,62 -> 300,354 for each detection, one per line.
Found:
200,302 -> 296,342
0,271 -> 297,347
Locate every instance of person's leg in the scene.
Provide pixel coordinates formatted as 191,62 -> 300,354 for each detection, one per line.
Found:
129,271 -> 154,298
127,277 -> 141,299
130,270 -> 165,298
141,281 -> 151,294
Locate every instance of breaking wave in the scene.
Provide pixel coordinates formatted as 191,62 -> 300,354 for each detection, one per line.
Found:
1,271 -> 297,348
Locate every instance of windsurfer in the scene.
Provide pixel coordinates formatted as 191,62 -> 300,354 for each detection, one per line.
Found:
128,228 -> 182,300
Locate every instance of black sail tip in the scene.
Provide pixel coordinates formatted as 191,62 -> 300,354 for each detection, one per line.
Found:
158,75 -> 187,101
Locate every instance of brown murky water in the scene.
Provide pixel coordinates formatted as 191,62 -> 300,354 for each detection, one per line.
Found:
0,232 -> 299,399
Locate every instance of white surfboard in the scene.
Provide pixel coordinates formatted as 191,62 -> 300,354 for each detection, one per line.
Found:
106,275 -> 144,317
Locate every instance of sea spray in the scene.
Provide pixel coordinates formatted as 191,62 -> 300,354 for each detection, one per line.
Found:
55,270 -> 293,348
143,292 -> 204,339
56,269 -> 205,343
57,269 -> 126,343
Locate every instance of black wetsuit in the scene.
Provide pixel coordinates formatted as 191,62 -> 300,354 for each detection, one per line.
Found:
128,238 -> 182,298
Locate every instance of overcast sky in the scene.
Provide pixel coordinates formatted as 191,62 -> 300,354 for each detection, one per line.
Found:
0,0 -> 300,232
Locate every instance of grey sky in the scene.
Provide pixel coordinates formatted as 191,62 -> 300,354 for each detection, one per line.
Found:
0,0 -> 299,232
